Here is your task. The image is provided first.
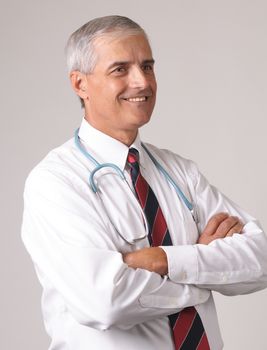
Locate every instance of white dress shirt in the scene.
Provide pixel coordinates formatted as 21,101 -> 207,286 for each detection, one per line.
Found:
22,118 -> 267,350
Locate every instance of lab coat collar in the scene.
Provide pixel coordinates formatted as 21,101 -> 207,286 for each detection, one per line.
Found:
78,118 -> 145,171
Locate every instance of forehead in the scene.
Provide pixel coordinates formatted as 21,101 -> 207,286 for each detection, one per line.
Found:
93,34 -> 153,67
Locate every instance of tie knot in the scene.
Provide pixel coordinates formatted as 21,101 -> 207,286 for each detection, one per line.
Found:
127,148 -> 139,164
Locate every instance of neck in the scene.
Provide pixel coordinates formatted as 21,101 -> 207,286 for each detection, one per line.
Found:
84,116 -> 138,146
114,130 -> 138,146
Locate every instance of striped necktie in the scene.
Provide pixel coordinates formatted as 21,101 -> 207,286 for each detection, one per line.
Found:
127,148 -> 210,350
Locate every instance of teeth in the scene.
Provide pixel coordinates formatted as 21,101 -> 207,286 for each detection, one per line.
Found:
126,96 -> 147,102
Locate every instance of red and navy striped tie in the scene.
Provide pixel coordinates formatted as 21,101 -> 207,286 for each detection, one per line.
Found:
127,148 -> 210,350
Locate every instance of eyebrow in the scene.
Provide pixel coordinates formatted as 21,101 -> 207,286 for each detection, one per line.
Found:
107,59 -> 155,71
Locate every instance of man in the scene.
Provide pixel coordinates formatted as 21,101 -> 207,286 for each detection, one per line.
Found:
22,15 -> 267,350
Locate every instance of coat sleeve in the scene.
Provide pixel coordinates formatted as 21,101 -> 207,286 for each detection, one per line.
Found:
162,160 -> 267,295
21,166 -> 210,330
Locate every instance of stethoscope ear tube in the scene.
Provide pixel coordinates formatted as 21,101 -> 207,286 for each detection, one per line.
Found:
89,163 -> 126,193
141,143 -> 194,211
141,143 -> 198,223
94,181 -> 150,245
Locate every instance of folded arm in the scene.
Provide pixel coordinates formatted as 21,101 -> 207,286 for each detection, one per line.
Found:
123,212 -> 244,276
22,167 -> 210,330
123,164 -> 267,296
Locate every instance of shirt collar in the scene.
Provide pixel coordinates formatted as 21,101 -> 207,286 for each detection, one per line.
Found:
78,118 -> 145,171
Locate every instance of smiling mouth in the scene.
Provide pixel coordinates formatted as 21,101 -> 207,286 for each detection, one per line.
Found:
122,96 -> 149,102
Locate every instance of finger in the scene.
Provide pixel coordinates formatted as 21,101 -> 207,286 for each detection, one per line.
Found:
202,212 -> 229,235
226,221 -> 245,237
215,216 -> 240,237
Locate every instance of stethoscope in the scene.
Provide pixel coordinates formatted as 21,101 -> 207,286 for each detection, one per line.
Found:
75,129 -> 197,244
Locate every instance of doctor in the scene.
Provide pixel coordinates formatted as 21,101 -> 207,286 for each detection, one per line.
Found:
22,15 -> 267,350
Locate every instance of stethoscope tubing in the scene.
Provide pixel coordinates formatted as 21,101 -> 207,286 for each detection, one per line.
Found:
75,128 -> 193,210
74,128 -> 196,243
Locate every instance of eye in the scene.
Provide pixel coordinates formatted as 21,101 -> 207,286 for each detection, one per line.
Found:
113,66 -> 127,74
142,64 -> 154,72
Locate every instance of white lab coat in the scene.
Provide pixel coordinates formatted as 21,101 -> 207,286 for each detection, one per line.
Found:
21,118 -> 267,350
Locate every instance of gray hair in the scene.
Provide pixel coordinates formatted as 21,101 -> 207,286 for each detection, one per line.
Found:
65,15 -> 148,75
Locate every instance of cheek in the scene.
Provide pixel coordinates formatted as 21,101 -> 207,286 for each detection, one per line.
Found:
88,77 -> 127,107
104,81 -> 125,101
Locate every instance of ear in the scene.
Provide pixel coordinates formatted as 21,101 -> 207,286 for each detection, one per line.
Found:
70,71 -> 89,101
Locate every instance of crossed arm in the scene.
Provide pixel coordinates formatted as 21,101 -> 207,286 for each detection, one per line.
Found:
123,212 -> 244,276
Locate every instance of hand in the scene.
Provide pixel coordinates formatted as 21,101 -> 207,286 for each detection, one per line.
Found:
123,213 -> 244,274
123,247 -> 168,276
198,212 -> 244,245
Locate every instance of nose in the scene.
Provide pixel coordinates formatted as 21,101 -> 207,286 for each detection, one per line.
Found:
128,66 -> 150,89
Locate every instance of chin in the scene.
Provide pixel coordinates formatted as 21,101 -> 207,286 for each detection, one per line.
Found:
133,113 -> 152,128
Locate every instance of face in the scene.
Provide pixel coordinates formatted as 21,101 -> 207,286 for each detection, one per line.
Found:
75,34 -> 157,144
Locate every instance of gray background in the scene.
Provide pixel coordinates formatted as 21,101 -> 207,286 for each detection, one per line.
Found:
1,0 -> 267,349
